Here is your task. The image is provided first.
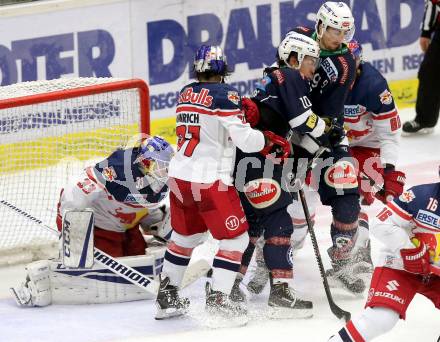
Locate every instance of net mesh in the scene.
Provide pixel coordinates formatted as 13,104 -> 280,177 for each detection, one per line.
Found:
0,78 -> 148,266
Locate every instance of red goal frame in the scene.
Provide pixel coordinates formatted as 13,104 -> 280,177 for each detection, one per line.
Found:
0,78 -> 150,134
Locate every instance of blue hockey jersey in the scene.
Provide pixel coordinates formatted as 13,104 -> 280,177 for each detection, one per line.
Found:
253,66 -> 324,137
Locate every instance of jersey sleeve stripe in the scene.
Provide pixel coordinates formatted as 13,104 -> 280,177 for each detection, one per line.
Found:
176,104 -> 242,117
387,201 -> 413,221
371,109 -> 398,120
288,108 -> 313,128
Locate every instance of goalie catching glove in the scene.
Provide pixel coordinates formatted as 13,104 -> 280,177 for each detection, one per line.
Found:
260,130 -> 291,162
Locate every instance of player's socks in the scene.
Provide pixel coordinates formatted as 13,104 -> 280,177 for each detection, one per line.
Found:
327,224 -> 366,294
230,273 -> 246,302
246,238 -> 270,294
162,241 -> 194,287
328,320 -> 365,341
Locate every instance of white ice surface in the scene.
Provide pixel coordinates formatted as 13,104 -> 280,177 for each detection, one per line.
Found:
0,108 -> 439,342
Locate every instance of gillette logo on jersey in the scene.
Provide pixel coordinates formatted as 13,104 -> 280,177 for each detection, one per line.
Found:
178,87 -> 213,107
416,210 -> 440,230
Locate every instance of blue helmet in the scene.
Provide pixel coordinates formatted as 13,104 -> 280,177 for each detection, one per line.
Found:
347,39 -> 363,61
194,45 -> 228,76
135,136 -> 174,183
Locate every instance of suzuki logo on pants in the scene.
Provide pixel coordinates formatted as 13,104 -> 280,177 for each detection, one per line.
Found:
385,280 -> 399,291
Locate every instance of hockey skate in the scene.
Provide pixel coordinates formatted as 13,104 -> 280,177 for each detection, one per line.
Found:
229,275 -> 246,303
155,276 -> 189,320
402,120 -> 434,135
326,247 -> 366,294
268,277 -> 313,319
205,282 -> 248,327
352,241 -> 374,275
246,257 -> 270,295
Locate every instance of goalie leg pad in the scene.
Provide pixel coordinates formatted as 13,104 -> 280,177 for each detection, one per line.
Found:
62,209 -> 94,268
51,254 -> 160,304
12,251 -> 165,307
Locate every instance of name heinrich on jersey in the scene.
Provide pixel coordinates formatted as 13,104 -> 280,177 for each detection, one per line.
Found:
176,113 -> 199,124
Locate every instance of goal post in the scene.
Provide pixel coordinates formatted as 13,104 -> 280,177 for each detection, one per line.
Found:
0,77 -> 150,266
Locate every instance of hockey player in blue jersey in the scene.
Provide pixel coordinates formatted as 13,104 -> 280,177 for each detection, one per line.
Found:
283,2 -> 367,294
230,31 -> 324,318
56,135 -> 173,257
329,173 -> 440,341
286,40 -> 407,290
243,2 -> 365,297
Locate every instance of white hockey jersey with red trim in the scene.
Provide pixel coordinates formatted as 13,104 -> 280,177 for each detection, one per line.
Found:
344,62 -> 401,165
169,82 -> 265,185
370,182 -> 440,271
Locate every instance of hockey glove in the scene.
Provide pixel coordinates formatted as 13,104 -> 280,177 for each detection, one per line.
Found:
261,130 -> 291,162
323,117 -> 345,147
375,169 -> 406,204
241,97 -> 260,128
400,241 -> 431,275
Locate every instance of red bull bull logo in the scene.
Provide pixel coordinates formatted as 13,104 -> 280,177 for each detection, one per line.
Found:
109,207 -> 137,225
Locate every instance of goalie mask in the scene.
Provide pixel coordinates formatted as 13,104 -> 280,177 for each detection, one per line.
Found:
135,136 -> 174,187
194,45 -> 228,77
315,2 -> 355,43
279,32 -> 320,70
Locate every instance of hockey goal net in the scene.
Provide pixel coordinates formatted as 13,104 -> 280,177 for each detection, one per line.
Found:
0,78 -> 150,266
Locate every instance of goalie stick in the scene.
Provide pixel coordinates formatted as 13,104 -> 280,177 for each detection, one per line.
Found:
298,189 -> 352,322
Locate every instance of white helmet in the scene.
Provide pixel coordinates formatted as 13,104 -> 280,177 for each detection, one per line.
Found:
278,32 -> 320,69
315,2 -> 355,42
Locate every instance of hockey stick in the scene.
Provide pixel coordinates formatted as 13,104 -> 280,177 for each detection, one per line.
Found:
298,189 -> 351,322
0,199 -> 159,295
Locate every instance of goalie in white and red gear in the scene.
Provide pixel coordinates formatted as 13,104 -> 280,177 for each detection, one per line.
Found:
56,135 -> 173,257
329,179 -> 440,341
11,137 -> 175,308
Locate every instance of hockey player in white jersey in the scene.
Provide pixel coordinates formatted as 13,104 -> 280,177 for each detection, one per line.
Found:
12,136 -> 175,307
154,45 -> 289,324
329,176 -> 440,341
